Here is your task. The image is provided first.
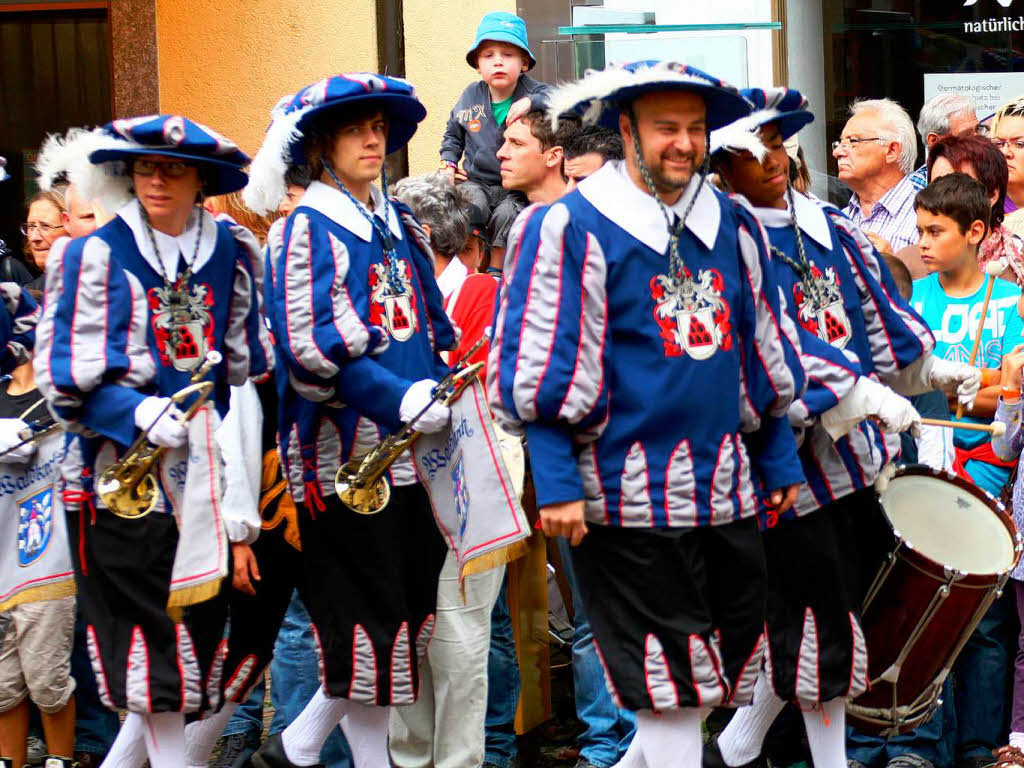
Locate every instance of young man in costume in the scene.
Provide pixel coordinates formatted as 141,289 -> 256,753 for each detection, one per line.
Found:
32,115 -> 274,768
709,88 -> 979,768
488,60 -> 806,768
243,73 -> 457,768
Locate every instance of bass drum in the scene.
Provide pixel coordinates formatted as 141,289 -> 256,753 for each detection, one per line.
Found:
848,465 -> 1021,735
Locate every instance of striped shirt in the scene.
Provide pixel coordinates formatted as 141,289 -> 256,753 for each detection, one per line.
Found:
842,174 -> 920,253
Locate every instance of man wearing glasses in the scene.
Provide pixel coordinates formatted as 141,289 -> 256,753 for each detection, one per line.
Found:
833,98 -> 921,257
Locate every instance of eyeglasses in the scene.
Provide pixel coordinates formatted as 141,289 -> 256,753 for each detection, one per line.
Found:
831,137 -> 888,152
131,159 -> 194,177
993,137 -> 1024,152
20,222 -> 62,236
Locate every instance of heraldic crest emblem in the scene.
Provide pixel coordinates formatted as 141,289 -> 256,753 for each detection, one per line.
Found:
149,279 -> 216,371
650,268 -> 732,360
791,265 -> 851,348
369,259 -> 419,342
18,487 -> 53,567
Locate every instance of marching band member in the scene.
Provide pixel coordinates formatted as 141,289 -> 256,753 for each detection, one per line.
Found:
707,88 -> 970,768
489,60 -> 806,768
33,115 -> 274,768
243,73 -> 456,768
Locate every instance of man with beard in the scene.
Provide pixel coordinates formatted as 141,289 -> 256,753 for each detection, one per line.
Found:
487,61 -> 806,768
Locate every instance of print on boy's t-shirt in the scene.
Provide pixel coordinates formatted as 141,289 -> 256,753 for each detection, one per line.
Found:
912,273 -> 1024,495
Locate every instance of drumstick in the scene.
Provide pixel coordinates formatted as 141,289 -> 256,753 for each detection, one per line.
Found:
920,417 -> 1007,437
956,261 -> 1005,419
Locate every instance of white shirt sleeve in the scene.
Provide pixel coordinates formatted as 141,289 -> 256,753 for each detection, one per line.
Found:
216,381 -> 263,544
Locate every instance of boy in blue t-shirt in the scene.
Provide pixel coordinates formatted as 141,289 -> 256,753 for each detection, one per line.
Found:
912,173 -> 1024,496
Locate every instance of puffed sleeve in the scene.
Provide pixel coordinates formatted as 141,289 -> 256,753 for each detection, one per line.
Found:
222,220 -> 275,385
34,235 -> 154,444
487,202 -> 610,507
0,281 -> 38,373
827,210 -> 934,378
734,205 -> 805,428
273,211 -> 418,429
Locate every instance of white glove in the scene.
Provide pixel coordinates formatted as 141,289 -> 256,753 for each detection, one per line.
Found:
134,396 -> 187,448
821,377 -> 921,439
0,418 -> 35,464
400,379 -> 451,435
924,356 -> 982,411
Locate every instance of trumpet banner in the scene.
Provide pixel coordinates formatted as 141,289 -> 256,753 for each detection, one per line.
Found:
0,431 -> 75,612
414,379 -> 530,580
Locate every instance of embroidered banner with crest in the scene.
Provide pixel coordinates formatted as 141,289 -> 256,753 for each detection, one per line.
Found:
0,431 -> 75,611
413,379 -> 530,580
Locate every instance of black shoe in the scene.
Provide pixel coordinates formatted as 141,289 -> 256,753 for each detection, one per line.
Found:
703,735 -> 768,768
249,734 -> 324,768
1,758 -> 12,768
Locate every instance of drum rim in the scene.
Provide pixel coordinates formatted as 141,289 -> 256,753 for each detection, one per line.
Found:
883,463 -> 1022,576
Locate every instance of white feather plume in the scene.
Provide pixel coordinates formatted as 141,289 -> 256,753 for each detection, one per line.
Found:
547,61 -> 727,129
243,103 -> 314,215
709,124 -> 769,160
38,128 -> 139,211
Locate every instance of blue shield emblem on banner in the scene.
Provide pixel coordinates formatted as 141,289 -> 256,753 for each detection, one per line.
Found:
18,487 -> 53,567
451,452 -> 470,539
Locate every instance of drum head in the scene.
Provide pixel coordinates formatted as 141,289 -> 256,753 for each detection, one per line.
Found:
880,471 -> 1016,575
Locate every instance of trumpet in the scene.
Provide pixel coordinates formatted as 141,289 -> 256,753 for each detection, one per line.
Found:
335,339 -> 486,515
97,351 -> 222,520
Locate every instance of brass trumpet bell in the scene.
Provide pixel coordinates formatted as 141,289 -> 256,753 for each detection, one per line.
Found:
333,362 -> 483,516
98,352 -> 221,520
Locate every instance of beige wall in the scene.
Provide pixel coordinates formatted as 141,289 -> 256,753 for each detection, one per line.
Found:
155,0 -> 513,173
404,0 -> 515,175
155,0 -> 378,157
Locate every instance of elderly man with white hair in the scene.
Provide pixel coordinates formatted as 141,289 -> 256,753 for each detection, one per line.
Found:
834,98 -> 920,255
908,92 -> 979,191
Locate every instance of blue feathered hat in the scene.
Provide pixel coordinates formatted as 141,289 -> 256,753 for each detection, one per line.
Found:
546,60 -> 751,132
710,87 -> 813,160
50,116 -> 248,211
243,73 -> 426,214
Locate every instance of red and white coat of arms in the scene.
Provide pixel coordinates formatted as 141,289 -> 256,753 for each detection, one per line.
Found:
368,259 -> 419,342
148,281 -> 216,371
792,265 -> 852,349
650,268 -> 732,359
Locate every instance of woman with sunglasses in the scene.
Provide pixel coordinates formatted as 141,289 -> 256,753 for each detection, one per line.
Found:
33,115 -> 274,768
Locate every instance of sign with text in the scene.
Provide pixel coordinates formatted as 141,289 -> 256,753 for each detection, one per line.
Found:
924,72 -> 1024,120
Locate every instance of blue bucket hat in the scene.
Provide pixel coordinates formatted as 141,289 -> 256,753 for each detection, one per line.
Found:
88,115 -> 250,196
545,60 -> 751,133
467,12 -> 536,70
710,87 -> 813,159
243,73 -> 426,215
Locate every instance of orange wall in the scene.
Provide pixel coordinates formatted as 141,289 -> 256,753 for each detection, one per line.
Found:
155,0 -> 517,175
155,0 -> 378,158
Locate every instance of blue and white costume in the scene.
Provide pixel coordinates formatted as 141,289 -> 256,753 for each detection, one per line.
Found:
490,62 -> 805,719
708,88 -> 976,768
33,115 -> 272,717
244,74 -> 455,723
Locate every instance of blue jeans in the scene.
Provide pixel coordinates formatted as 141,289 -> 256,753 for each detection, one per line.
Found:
558,539 -> 635,768
484,577 -> 520,768
70,612 -> 120,754
846,678 -> 955,768
221,677 -> 265,740
267,592 -> 352,767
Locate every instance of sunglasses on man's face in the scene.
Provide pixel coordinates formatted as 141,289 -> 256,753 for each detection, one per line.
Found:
132,159 -> 194,177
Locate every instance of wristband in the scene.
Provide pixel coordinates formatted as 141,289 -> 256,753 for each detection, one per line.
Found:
1002,386 -> 1021,401
441,160 -> 457,169
982,367 -> 1001,387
